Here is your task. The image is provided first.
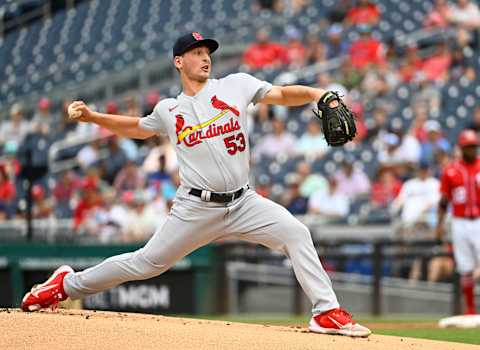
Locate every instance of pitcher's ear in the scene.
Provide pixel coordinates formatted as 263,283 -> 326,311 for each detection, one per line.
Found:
173,56 -> 182,69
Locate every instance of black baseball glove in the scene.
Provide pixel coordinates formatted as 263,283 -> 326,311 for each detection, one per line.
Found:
313,91 -> 357,147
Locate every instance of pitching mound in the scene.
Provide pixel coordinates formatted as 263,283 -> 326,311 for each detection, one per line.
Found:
0,309 -> 475,350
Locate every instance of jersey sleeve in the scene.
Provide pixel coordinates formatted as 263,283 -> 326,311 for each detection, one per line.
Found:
232,73 -> 273,105
138,101 -> 168,135
439,168 -> 452,199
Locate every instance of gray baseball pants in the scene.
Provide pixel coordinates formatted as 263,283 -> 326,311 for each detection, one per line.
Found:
63,187 -> 339,314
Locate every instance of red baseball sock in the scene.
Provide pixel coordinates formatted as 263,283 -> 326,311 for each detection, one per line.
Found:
461,274 -> 476,314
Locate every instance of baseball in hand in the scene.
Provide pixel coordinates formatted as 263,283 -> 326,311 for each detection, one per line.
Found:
67,103 -> 82,119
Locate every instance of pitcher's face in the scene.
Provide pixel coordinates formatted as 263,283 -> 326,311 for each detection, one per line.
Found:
175,46 -> 211,82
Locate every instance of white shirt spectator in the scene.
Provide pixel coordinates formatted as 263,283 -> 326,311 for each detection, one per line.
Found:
448,1 -> 480,28
254,119 -> 296,159
77,143 -> 99,169
378,133 -> 421,164
391,175 -> 440,226
334,165 -> 371,200
308,186 -> 350,218
295,120 -> 329,159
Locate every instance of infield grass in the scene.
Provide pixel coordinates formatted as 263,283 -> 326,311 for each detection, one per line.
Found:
192,314 -> 480,345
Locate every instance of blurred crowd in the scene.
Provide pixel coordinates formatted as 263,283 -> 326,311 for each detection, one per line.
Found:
1,0 -> 479,265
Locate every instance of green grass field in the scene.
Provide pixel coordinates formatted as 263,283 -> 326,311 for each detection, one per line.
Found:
193,314 -> 480,345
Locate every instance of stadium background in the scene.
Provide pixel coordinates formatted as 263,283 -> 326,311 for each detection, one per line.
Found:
1,0 -> 480,345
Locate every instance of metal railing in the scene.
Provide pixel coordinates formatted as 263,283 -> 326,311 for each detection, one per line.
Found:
215,239 -> 460,316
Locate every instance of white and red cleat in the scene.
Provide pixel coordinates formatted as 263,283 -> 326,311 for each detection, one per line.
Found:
21,265 -> 73,312
309,307 -> 371,337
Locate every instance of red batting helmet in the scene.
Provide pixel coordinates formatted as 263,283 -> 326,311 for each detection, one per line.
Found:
458,129 -> 479,147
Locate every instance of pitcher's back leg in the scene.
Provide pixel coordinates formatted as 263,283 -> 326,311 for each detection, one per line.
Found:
64,203 -> 225,300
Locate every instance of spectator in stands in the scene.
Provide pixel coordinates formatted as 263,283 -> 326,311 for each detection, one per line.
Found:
420,41 -> 452,82
296,161 -> 328,198
361,67 -> 398,112
253,118 -> 296,159
450,42 -> 477,82
31,97 -> 53,134
0,103 -> 30,154
326,24 -> 349,59
345,0 -> 381,26
31,184 -> 54,219
391,162 -> 440,235
122,190 -> 163,242
334,157 -> 371,201
432,149 -> 452,178
282,174 -> 308,215
308,177 -> 350,221
0,165 -> 16,220
410,103 -> 429,143
80,188 -> 125,243
339,58 -> 364,89
349,25 -> 385,69
77,139 -> 102,170
377,130 -> 421,167
52,170 -> 79,218
114,160 -> 146,193
105,100 -> 119,115
145,152 -> 171,190
58,100 -> 81,138
242,29 -> 288,69
370,166 -> 402,209
446,0 -> 480,31
364,106 -> 389,143
144,90 -> 161,116
143,136 -> 178,176
424,0 -> 450,28
399,46 -> 423,83
100,136 -> 128,184
413,79 -> 442,117
73,178 -> 103,230
466,106 -> 480,132
420,120 -> 451,165
305,33 -> 328,65
123,95 -> 141,118
284,26 -> 307,68
295,119 -> 329,159
328,0 -> 353,23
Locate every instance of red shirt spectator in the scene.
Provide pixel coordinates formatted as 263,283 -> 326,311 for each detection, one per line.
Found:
346,0 -> 381,26
285,39 -> 307,67
0,166 -> 15,202
284,26 -> 307,67
370,168 -> 402,207
53,170 -> 80,202
243,30 -> 288,69
399,47 -> 423,82
424,0 -> 450,28
349,28 -> 385,69
73,179 -> 103,229
421,43 -> 451,82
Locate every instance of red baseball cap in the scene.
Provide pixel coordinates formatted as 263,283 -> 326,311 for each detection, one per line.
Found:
458,129 -> 479,147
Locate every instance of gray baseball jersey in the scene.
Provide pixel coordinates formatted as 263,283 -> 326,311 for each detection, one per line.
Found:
139,73 -> 271,192
63,73 -> 340,315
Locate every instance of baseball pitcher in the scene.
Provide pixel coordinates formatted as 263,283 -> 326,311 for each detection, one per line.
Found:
21,33 -> 368,337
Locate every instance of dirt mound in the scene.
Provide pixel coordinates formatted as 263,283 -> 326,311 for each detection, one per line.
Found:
0,309 -> 474,350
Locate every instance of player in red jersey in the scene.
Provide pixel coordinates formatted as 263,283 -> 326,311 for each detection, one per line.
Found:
437,129 -> 480,315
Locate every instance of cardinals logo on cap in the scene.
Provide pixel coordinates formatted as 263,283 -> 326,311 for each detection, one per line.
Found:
192,32 -> 203,40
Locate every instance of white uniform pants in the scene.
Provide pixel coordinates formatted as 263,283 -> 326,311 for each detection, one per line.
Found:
64,188 -> 339,314
451,217 -> 480,274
